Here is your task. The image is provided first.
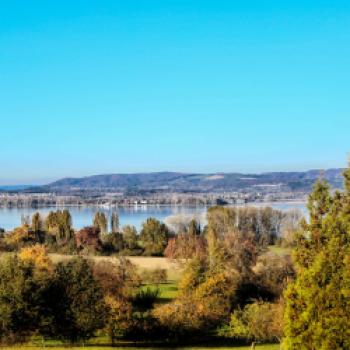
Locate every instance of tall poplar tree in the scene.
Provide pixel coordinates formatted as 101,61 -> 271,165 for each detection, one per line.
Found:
111,212 -> 119,233
93,212 -> 108,235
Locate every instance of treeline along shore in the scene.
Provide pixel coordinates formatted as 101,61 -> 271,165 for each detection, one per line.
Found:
1,168 -> 350,348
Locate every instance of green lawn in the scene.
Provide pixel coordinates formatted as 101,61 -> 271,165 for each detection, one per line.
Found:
140,282 -> 178,303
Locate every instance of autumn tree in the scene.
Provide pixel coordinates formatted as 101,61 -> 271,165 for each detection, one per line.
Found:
75,226 -> 102,253
164,233 -> 206,261
122,225 -> 139,251
0,256 -> 47,344
164,219 -> 206,260
31,212 -> 43,233
4,224 -> 38,249
19,244 -> 54,274
102,232 -> 124,253
93,212 -> 108,235
280,209 -> 303,247
111,212 -> 119,233
45,210 -> 73,245
105,295 -> 133,343
140,218 -> 170,256
188,219 -> 201,236
254,252 -> 295,299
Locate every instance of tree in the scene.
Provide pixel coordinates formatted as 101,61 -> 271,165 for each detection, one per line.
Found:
19,244 -> 54,274
93,259 -> 139,298
122,225 -> 139,251
155,269 -> 237,335
207,206 -> 285,250
164,231 -> 206,260
280,209 -> 303,247
4,224 -> 38,249
31,212 -> 42,233
140,218 -> 170,256
41,258 -> 107,343
188,219 -> 201,236
102,232 -> 124,253
93,212 -> 108,235
92,258 -> 141,343
255,252 -> 295,299
45,210 -> 73,245
283,171 -> 350,349
0,256 -> 46,344
75,226 -> 102,253
111,212 -> 119,233
104,295 -> 133,343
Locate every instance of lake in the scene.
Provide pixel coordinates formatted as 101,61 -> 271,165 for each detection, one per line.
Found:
0,202 -> 307,232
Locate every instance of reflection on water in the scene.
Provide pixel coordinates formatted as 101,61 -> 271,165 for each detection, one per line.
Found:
0,202 -> 306,231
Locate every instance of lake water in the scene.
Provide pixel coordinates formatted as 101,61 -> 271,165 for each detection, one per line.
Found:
0,202 -> 307,232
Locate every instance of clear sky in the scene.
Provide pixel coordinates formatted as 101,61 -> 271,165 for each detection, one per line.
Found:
1,1 -> 349,184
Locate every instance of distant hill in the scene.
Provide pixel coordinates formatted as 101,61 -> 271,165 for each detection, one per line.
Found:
0,185 -> 34,192
42,169 -> 345,194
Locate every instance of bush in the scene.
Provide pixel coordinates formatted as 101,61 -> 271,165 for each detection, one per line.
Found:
133,287 -> 159,312
220,300 -> 284,343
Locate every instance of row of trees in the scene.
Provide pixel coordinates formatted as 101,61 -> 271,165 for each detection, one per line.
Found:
1,206 -> 298,257
0,211 -> 172,256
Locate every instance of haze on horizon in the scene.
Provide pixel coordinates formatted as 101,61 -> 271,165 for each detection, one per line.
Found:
1,1 -> 349,185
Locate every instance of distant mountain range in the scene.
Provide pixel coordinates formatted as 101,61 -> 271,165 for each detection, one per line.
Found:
37,169 -> 345,194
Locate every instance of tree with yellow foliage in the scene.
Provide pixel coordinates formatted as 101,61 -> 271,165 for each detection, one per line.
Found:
19,244 -> 53,274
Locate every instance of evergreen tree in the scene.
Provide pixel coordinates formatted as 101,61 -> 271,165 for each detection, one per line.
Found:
284,171 -> 350,349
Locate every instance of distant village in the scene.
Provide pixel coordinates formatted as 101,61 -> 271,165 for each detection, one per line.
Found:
0,189 -> 307,208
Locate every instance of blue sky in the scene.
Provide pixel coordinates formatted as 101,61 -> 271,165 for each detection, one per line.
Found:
1,1 -> 349,184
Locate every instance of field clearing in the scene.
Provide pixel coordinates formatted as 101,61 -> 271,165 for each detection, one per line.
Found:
48,254 -> 183,281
